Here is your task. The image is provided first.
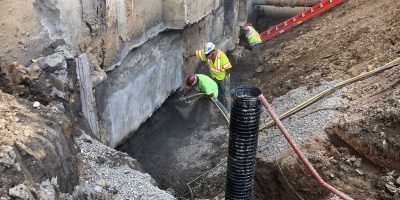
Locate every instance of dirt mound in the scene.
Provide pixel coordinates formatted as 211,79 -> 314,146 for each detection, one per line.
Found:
248,0 -> 400,101
256,136 -> 400,200
326,65 -> 400,169
0,90 -> 78,198
244,0 -> 400,199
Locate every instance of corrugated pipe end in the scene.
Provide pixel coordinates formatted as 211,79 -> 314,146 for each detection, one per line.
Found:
226,86 -> 261,200
231,86 -> 262,108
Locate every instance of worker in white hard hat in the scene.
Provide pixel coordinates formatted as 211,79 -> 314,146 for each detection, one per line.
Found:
241,22 -> 262,51
184,42 -> 232,110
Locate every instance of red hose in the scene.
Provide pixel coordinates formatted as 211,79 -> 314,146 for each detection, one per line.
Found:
258,94 -> 353,200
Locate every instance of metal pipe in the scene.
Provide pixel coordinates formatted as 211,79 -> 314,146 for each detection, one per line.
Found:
226,87 -> 262,200
253,0 -> 322,7
258,5 -> 308,18
258,94 -> 354,200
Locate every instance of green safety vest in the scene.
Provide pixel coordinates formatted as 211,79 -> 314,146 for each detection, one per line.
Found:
195,74 -> 218,99
245,27 -> 262,46
195,49 -> 232,80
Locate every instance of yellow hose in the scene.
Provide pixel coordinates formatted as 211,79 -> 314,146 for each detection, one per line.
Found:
259,57 -> 400,131
211,98 -> 230,123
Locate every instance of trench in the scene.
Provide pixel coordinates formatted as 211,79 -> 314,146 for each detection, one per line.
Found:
116,3 -> 314,199
117,92 -> 229,197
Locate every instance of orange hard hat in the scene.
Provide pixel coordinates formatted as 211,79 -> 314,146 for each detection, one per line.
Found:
186,74 -> 197,87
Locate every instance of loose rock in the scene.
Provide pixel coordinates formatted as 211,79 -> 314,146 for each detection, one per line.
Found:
385,183 -> 398,194
33,101 -> 40,108
8,184 -> 35,200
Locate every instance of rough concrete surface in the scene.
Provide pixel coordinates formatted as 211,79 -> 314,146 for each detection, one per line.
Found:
76,54 -> 100,140
96,32 -> 184,147
1,0 -> 245,147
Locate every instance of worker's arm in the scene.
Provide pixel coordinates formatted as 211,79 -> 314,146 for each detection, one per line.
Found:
225,68 -> 231,79
221,53 -> 232,80
184,49 -> 207,61
202,84 -> 215,98
183,51 -> 196,60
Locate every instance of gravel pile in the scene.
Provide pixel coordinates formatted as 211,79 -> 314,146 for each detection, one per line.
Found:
74,133 -> 175,200
258,81 -> 342,161
173,125 -> 228,170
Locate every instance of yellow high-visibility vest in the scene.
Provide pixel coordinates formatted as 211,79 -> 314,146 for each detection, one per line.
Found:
245,27 -> 262,46
195,49 -> 232,80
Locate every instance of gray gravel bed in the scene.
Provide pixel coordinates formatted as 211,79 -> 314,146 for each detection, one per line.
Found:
258,81 -> 342,162
74,134 -> 175,200
173,125 -> 228,170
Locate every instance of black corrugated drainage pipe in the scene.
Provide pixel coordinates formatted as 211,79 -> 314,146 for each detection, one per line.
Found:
226,87 -> 262,200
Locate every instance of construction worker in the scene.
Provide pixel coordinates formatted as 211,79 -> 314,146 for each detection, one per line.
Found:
241,23 -> 262,51
186,74 -> 230,121
184,42 -> 232,110
185,74 -> 218,100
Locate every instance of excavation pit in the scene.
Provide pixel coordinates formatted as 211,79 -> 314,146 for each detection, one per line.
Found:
117,92 -> 230,198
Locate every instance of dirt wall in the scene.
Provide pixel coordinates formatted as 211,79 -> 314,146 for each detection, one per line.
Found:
0,91 -> 78,198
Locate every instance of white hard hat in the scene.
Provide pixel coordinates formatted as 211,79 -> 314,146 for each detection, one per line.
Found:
204,42 -> 215,55
246,26 -> 252,34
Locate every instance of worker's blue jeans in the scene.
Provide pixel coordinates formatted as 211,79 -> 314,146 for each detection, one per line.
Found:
216,78 -> 232,111
251,43 -> 262,53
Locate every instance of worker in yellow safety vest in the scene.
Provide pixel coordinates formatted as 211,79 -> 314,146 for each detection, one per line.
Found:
241,23 -> 262,51
184,42 -> 232,110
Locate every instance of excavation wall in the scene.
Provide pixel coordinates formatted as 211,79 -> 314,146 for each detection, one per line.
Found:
0,0 -> 250,147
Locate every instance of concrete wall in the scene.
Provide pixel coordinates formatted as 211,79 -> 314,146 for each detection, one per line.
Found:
95,0 -> 243,147
0,0 -> 221,68
1,0 -> 251,147
96,32 -> 183,147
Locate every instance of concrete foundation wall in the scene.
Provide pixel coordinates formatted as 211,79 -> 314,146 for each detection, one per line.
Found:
0,0 -> 221,67
95,1 -> 246,147
1,0 -> 252,147
96,33 -> 183,147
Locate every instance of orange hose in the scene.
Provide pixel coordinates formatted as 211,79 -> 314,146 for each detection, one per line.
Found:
259,94 -> 353,200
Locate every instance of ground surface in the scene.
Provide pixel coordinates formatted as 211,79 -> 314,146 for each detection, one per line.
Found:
237,0 -> 400,101
117,1 -> 400,199
241,0 -> 400,199
0,90 -> 78,198
117,94 -> 229,197
2,0 -> 400,199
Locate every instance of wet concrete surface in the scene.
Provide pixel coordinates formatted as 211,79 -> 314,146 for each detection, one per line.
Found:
117,92 -> 229,196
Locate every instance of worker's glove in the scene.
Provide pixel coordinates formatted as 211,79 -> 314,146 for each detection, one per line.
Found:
183,53 -> 190,60
223,77 -> 229,83
210,96 -> 217,101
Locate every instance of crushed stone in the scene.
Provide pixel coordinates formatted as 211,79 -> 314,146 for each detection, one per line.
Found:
75,133 -> 175,200
173,125 -> 228,170
258,81 -> 342,161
